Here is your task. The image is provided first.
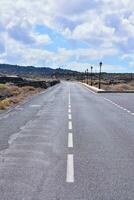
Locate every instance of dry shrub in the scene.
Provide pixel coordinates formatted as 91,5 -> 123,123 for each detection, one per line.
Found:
0,98 -> 12,110
130,81 -> 134,87
113,84 -> 130,91
101,81 -> 134,91
21,86 -> 35,93
9,86 -> 21,96
10,97 -> 22,104
0,85 -> 43,110
0,84 -> 7,90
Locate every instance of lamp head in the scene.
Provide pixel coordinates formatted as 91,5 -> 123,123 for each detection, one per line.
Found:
100,62 -> 102,67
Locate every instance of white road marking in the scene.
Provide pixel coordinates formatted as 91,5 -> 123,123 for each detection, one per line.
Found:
116,104 -> 121,108
127,110 -> 131,113
68,114 -> 72,120
66,154 -> 74,183
104,98 -> 113,103
20,126 -> 26,130
29,105 -> 41,108
119,106 -> 123,109
68,108 -> 71,113
68,121 -> 72,130
69,98 -> 71,105
69,92 -> 71,105
82,85 -> 97,94
68,133 -> 73,148
66,90 -> 74,183
104,97 -> 133,116
68,105 -> 71,108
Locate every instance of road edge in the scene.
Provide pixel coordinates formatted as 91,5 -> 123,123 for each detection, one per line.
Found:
0,82 -> 60,116
80,82 -> 134,93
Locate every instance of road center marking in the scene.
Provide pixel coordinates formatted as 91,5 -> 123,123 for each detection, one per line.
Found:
68,108 -> 71,113
68,114 -> 72,120
69,93 -> 71,105
68,133 -> 73,148
68,121 -> 72,130
66,154 -> 74,183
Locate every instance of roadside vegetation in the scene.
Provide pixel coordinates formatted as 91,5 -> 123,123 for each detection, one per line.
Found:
81,73 -> 134,91
0,84 -> 42,110
82,80 -> 134,91
101,81 -> 134,91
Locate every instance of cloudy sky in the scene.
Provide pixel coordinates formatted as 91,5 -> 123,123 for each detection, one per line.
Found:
0,0 -> 134,72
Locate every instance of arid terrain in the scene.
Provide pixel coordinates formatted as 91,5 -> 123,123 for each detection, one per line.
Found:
0,76 -> 60,110
82,73 -> 134,91
0,83 -> 43,110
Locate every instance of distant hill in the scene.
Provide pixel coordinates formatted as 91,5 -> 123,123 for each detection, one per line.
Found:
0,64 -> 79,78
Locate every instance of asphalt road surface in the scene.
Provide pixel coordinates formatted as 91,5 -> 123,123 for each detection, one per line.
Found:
0,81 -> 134,200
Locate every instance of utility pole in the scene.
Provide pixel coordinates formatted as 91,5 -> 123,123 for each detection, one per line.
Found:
99,62 -> 102,89
91,66 -> 93,86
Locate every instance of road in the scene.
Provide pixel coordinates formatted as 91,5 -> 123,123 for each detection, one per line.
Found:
0,81 -> 134,200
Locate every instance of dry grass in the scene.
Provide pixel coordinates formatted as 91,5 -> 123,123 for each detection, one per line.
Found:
82,80 -> 134,91
0,84 -> 43,110
0,98 -> 12,110
102,81 -> 134,91
0,84 -> 7,89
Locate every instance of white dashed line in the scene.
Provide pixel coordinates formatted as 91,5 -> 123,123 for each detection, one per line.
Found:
68,114 -> 72,120
66,154 -> 74,183
127,110 -> 131,113
66,90 -> 74,183
68,133 -> 73,148
68,105 -> 71,108
68,94 -> 71,105
119,106 -> 123,109
104,97 -> 133,116
68,108 -> 71,113
68,121 -> 72,130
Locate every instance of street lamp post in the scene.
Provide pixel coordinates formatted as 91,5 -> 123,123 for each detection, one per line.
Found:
82,72 -> 84,83
99,62 -> 102,89
85,70 -> 86,83
91,66 -> 93,86
87,69 -> 88,84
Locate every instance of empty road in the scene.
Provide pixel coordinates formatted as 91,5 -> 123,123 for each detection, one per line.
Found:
0,81 -> 134,200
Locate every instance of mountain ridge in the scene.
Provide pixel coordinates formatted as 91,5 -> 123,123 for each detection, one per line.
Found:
0,63 -> 78,77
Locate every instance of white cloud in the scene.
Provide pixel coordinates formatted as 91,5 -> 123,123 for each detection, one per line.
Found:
69,19 -> 115,44
66,62 -> 126,73
0,0 -> 134,71
32,34 -> 52,45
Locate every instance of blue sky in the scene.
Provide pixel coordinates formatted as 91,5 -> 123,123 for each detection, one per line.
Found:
0,0 -> 134,72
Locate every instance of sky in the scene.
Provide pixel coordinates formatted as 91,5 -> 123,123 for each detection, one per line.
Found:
0,0 -> 134,72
